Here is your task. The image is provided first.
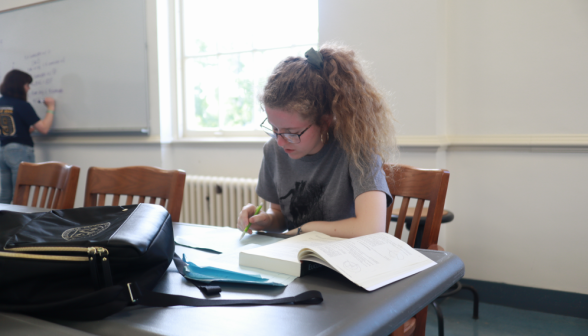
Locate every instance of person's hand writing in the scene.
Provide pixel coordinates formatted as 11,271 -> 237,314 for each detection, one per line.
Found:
237,203 -> 271,233
43,97 -> 56,110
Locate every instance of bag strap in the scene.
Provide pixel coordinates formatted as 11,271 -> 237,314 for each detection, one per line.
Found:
135,288 -> 323,307
127,253 -> 323,308
172,253 -> 223,295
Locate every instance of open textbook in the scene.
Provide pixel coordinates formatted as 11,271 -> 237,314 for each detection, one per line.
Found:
239,231 -> 437,291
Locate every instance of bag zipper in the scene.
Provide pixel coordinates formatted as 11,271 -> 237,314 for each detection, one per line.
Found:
0,251 -> 88,261
0,246 -> 103,262
5,246 -> 97,252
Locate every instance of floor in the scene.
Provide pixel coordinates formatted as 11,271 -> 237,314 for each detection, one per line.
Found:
425,297 -> 588,336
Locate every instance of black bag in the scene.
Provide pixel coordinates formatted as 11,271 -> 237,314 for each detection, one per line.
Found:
0,204 -> 322,320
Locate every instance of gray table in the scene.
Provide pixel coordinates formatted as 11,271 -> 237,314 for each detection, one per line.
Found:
0,205 -> 464,336
0,313 -> 94,336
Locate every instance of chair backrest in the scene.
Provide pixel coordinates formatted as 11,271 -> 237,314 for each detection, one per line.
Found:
13,161 -> 80,209
84,166 -> 186,222
383,164 -> 450,249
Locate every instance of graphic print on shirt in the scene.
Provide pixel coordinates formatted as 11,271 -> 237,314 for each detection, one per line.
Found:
0,107 -> 16,136
280,180 -> 325,229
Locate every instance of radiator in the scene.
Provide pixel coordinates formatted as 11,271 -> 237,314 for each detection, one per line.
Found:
180,175 -> 267,227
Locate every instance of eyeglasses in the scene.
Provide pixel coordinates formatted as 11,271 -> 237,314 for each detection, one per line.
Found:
260,118 -> 312,144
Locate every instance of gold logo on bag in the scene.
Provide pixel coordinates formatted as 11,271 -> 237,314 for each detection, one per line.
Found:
62,222 -> 111,241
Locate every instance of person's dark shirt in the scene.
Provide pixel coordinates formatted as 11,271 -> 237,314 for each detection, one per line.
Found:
0,96 -> 40,147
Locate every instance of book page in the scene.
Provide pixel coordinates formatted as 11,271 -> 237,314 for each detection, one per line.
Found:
243,231 -> 344,262
298,232 -> 436,291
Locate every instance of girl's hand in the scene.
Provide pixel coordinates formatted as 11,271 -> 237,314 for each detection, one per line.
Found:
237,203 -> 271,233
43,97 -> 56,110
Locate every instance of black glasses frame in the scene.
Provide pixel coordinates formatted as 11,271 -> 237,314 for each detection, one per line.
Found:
260,118 -> 312,144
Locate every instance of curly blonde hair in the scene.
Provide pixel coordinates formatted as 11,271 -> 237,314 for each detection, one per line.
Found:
261,43 -> 396,178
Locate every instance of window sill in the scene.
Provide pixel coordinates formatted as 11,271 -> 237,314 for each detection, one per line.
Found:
172,137 -> 270,144
33,135 -> 271,145
33,135 -> 161,145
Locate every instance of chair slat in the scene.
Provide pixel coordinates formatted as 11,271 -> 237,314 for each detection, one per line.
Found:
38,187 -> 49,208
407,199 -> 425,247
395,197 -> 411,239
112,194 -> 120,206
22,186 -> 31,206
89,194 -> 97,207
31,186 -> 41,207
126,195 -> 134,205
45,188 -> 56,208
159,198 -> 166,207
138,196 -> 145,204
98,194 -> 106,206
148,197 -> 156,204
50,189 -> 61,209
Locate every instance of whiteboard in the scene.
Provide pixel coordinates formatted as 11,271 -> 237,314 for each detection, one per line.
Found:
0,0 -> 150,135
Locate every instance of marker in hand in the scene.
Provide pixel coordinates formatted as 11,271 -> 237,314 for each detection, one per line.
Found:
240,204 -> 263,240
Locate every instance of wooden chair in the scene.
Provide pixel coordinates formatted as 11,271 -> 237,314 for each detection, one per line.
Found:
83,166 -> 186,222
13,161 -> 80,209
383,164 -> 450,336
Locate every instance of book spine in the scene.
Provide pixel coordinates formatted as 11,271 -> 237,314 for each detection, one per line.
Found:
300,261 -> 324,277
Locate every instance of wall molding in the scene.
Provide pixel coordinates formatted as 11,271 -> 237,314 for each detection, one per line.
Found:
454,278 -> 588,319
34,135 -> 161,145
33,133 -> 588,148
398,134 -> 588,148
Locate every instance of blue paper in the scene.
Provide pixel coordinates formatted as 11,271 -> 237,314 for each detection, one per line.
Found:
181,254 -> 287,286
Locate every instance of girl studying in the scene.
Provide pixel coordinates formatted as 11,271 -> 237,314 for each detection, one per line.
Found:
237,44 -> 396,238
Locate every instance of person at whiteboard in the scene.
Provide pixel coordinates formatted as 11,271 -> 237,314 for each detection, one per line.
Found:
237,44 -> 395,239
0,69 -> 55,204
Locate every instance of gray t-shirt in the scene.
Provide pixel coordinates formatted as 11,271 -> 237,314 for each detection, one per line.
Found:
256,137 -> 392,230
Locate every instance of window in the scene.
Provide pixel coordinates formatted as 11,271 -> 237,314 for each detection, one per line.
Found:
178,0 -> 318,138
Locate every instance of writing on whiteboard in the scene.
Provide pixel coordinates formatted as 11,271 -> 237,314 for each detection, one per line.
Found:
19,49 -> 66,103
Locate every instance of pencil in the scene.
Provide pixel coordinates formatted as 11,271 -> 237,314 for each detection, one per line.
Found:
239,204 -> 263,240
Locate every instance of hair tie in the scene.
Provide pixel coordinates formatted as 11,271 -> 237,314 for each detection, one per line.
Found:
305,47 -> 324,69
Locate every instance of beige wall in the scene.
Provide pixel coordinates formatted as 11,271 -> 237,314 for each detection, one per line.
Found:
320,0 -> 442,137
447,148 -> 588,293
443,0 -> 588,295
448,0 -> 588,135
3,0 -> 587,295
319,0 -> 588,295
445,0 -> 588,295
